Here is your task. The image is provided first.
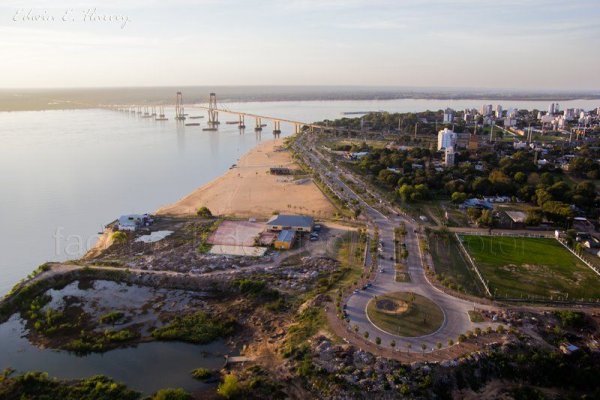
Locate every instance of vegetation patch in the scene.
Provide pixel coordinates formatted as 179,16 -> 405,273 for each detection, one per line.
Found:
190,368 -> 212,381
468,310 -> 485,323
460,235 -> 600,300
366,292 -> 444,337
152,311 -> 236,344
427,229 -> 483,296
0,371 -> 141,400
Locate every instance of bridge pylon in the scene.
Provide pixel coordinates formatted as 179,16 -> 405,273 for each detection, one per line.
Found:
175,92 -> 186,121
208,92 -> 220,125
239,114 -> 245,129
255,117 -> 262,132
273,120 -> 281,135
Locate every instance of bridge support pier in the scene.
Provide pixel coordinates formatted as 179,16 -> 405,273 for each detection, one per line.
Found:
239,114 -> 245,129
254,117 -> 262,132
273,120 -> 281,135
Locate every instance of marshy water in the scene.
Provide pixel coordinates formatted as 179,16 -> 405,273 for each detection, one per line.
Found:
0,280 -> 231,394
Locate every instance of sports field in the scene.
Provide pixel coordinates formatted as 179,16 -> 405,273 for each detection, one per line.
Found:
460,235 -> 600,300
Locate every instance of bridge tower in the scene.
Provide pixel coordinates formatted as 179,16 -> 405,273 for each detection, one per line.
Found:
208,93 -> 220,125
239,114 -> 245,129
255,117 -> 262,132
273,120 -> 281,135
175,92 -> 186,121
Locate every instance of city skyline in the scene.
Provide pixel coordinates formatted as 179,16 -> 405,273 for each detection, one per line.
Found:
1,0 -> 599,89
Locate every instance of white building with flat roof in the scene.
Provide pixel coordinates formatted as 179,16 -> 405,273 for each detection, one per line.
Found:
437,128 -> 457,150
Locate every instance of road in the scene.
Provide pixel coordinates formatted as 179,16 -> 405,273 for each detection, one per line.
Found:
293,134 -> 497,352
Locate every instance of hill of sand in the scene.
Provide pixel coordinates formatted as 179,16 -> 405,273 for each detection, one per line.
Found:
157,139 -> 336,219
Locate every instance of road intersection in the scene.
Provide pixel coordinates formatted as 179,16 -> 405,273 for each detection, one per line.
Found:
294,134 -> 497,352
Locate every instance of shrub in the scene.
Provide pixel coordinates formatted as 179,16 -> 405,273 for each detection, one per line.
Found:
196,207 -> 213,218
111,231 -> 128,243
217,374 -> 240,399
99,311 -> 124,325
153,388 -> 191,400
191,368 -> 211,380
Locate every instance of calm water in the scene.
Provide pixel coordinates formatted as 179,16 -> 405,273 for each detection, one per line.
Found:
0,97 -> 599,391
2,98 -> 599,294
0,314 -> 230,394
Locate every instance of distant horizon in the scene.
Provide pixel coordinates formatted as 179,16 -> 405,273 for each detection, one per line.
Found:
2,84 -> 600,94
2,1 -> 599,89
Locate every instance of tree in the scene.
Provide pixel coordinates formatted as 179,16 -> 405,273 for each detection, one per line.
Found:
436,342 -> 442,350
421,343 -> 427,354
364,331 -> 369,339
496,325 -> 505,334
375,336 -> 381,345
477,210 -> 494,227
525,208 -> 543,226
390,340 -> 396,349
398,184 -> 414,202
447,339 -> 454,346
513,171 -> 527,184
217,374 -> 240,399
406,343 -> 412,354
196,207 -> 213,218
451,192 -> 467,204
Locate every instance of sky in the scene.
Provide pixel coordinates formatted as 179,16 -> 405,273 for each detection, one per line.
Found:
1,0 -> 599,90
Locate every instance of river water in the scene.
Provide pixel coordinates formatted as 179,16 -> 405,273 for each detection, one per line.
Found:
0,97 -> 598,392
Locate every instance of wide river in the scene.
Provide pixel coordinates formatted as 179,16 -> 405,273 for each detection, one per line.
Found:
0,97 -> 598,392
2,98 -> 599,293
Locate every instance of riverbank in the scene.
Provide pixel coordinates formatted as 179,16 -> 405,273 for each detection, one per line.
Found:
157,138 -> 335,218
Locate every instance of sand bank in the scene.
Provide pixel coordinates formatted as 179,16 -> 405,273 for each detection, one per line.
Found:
157,139 -> 335,218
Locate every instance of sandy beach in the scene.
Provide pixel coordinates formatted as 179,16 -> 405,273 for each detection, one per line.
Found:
157,139 -> 335,218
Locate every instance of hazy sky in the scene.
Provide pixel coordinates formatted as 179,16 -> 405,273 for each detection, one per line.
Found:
1,0 -> 599,89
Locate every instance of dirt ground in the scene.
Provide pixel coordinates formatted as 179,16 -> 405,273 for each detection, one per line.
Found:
157,139 -> 336,218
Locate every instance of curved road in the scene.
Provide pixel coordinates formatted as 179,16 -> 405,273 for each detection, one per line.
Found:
294,134 -> 497,352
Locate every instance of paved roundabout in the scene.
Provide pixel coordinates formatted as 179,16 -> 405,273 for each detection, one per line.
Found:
366,292 -> 444,338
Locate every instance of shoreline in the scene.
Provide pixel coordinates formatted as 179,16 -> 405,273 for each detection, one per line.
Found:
157,137 -> 335,219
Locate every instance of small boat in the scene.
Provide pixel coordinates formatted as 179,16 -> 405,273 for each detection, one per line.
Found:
226,121 -> 239,125
155,117 -> 168,121
239,124 -> 246,128
189,116 -> 204,119
260,124 -> 267,127
185,123 -> 200,126
203,127 -> 218,131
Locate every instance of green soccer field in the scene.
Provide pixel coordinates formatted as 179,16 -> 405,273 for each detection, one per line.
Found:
459,235 -> 600,300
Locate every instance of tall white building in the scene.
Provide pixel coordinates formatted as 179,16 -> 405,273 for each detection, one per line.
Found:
443,108 -> 455,123
481,104 -> 493,116
437,128 -> 457,150
444,147 -> 455,167
495,105 -> 503,118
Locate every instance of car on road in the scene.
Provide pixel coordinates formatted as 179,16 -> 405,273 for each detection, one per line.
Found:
353,289 -> 359,294
379,268 -> 384,273
309,236 -> 318,241
313,224 -> 322,231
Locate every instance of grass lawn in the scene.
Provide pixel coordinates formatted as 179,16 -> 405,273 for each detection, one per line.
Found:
366,292 -> 444,337
427,231 -> 484,296
395,263 -> 411,282
460,235 -> 600,300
